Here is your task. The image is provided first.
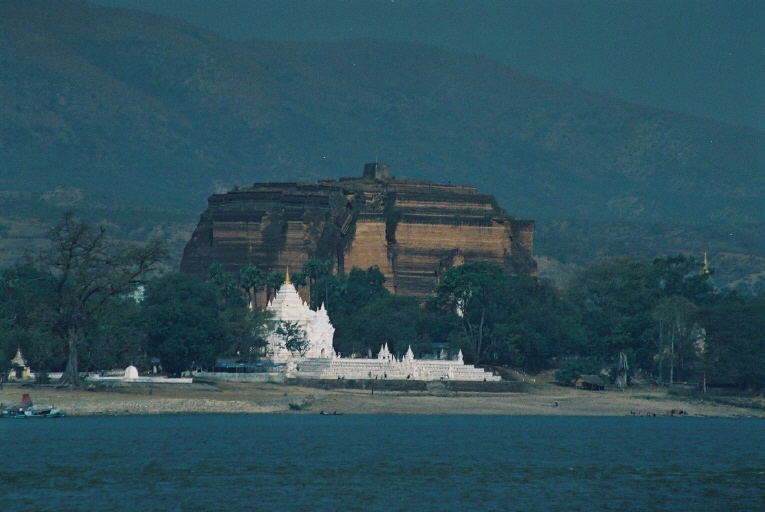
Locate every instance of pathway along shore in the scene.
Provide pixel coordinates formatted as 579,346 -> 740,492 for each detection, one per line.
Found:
1,381 -> 762,418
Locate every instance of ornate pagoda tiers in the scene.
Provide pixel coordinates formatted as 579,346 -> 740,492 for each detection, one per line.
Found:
264,277 -> 499,382
265,271 -> 336,363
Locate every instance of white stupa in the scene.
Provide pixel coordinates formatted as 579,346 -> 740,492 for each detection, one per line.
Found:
124,365 -> 139,379
8,348 -> 31,380
265,270 -> 335,362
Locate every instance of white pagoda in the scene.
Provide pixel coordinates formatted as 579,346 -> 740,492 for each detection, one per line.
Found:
263,273 -> 499,381
8,348 -> 31,380
264,271 -> 335,362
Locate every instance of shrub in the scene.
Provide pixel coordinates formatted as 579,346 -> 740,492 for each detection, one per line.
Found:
288,396 -> 314,410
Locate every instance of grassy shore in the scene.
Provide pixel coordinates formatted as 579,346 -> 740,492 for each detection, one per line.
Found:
2,378 -> 763,418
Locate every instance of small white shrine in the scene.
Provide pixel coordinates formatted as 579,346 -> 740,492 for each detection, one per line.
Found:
124,365 -> 140,379
264,274 -> 499,382
7,348 -> 32,381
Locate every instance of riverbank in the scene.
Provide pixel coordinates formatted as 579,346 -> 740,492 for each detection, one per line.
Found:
1,381 -> 762,418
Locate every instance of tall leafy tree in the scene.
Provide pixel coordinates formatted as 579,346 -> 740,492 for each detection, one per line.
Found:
334,295 -> 423,357
221,306 -> 271,362
44,212 -> 166,386
316,266 -> 392,356
0,336 -> 13,389
433,262 -> 506,364
565,257 -> 658,368
651,296 -> 698,384
566,255 -> 715,378
698,295 -> 765,389
275,320 -> 310,357
142,273 -> 227,376
290,272 -> 307,290
208,263 -> 243,306
482,275 -> 584,371
265,271 -> 284,302
0,264 -> 61,371
652,255 -> 714,304
238,265 -> 265,309
80,296 -> 145,372
303,259 -> 333,307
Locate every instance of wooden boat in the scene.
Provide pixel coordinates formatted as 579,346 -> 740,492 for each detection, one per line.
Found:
1,393 -> 65,418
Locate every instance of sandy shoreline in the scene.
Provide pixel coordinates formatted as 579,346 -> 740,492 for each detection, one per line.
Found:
1,381 -> 762,418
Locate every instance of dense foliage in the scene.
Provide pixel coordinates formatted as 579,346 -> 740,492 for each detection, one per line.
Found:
141,273 -> 228,376
1,216 -> 763,390
0,214 -> 270,383
305,257 -> 763,390
698,295 -> 765,389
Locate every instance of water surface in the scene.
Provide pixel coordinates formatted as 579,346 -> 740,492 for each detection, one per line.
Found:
2,415 -> 763,511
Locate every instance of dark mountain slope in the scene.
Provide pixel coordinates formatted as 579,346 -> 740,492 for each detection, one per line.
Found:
0,0 -> 762,284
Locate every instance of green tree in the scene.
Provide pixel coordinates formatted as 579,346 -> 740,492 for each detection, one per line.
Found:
221,306 -> 271,362
651,296 -> 698,384
80,296 -> 145,372
554,357 -> 604,386
698,295 -> 765,389
484,275 -> 584,371
431,265 -> 583,370
208,263 -> 243,306
238,265 -> 265,309
339,267 -> 388,313
0,340 -> 12,389
0,264 -> 61,371
334,295 -> 423,357
303,259 -> 333,307
142,273 -> 227,376
265,271 -> 284,301
275,320 -> 309,357
290,272 -> 307,290
307,266 -> 394,357
652,255 -> 714,304
565,257 -> 658,368
565,255 -> 715,379
45,212 -> 166,386
433,262 -> 505,364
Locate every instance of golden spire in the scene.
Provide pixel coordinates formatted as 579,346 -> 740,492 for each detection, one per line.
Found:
284,266 -> 291,285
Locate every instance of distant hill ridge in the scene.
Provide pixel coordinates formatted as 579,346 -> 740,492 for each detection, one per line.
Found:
0,0 -> 763,286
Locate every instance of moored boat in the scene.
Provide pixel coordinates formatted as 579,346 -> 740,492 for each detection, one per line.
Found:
1,393 -> 65,418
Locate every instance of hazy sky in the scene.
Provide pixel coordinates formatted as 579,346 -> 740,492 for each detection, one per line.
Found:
91,0 -> 764,130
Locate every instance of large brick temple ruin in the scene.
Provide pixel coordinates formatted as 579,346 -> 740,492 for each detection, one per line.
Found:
180,163 -> 536,297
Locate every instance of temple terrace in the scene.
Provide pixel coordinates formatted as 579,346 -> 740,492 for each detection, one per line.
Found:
265,272 -> 500,382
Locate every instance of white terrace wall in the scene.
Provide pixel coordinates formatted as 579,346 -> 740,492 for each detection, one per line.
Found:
290,358 -> 500,382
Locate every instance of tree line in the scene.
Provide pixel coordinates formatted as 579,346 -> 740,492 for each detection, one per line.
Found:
0,214 -> 269,385
1,213 -> 763,390
298,257 -> 764,390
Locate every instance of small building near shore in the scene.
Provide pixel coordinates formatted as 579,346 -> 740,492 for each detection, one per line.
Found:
575,374 -> 606,391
